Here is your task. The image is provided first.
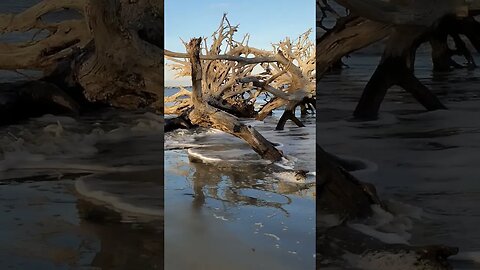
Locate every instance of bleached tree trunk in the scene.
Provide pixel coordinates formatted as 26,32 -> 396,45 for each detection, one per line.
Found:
165,16 -> 315,131
186,38 -> 284,162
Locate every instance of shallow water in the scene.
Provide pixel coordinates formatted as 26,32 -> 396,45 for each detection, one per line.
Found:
0,111 -> 164,269
318,53 -> 480,269
165,106 -> 316,269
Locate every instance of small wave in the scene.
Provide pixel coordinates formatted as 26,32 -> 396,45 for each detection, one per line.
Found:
0,161 -> 159,174
0,112 -> 164,172
165,142 -> 206,150
349,202 -> 423,245
187,148 -> 271,165
450,251 -> 480,263
271,171 -> 311,184
264,233 -> 281,241
348,223 -> 409,245
318,214 -> 342,228
273,157 -> 296,170
75,173 -> 162,220
335,154 -> 378,175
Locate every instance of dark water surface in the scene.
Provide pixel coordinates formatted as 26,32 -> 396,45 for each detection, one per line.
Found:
0,110 -> 164,269
318,53 -> 480,268
1,2 -> 164,267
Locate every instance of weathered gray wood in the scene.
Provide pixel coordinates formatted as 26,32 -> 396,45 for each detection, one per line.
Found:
165,16 -> 315,130
317,16 -> 391,78
186,38 -> 284,162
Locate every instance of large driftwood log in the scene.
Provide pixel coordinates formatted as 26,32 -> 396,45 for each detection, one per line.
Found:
320,0 -> 480,118
315,1 -> 480,118
186,38 -> 284,162
165,15 -> 315,130
354,26 -> 447,119
77,0 -> 163,110
0,0 -> 90,71
0,0 -> 164,113
316,15 -> 391,78
317,144 -> 382,220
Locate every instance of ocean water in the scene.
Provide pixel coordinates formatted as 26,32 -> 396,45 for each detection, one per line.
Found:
0,110 -> 164,269
164,92 -> 316,269
1,2 -> 317,269
1,2 -> 164,268
318,52 -> 480,269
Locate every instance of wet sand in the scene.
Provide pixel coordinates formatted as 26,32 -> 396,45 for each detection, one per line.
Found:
165,113 -> 316,270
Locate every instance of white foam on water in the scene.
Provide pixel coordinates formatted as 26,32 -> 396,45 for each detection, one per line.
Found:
349,202 -> 423,245
264,233 -> 280,241
187,148 -> 271,165
213,213 -> 229,221
0,161 -> 152,175
0,112 -> 164,173
35,114 -> 78,124
384,200 -> 423,220
337,155 -> 379,175
165,129 -> 199,150
450,251 -> 480,263
75,177 -> 162,218
187,148 -> 224,163
274,158 -> 295,170
272,171 -> 307,184
165,142 -> 207,150
349,223 -> 410,245
318,214 -> 343,228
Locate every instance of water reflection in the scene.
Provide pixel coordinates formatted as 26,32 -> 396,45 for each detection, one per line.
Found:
318,53 -> 480,268
188,161 -> 296,216
0,174 -> 163,270
164,116 -> 316,270
77,200 -> 163,270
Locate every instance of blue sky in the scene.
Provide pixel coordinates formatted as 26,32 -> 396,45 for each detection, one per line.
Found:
165,0 -> 315,86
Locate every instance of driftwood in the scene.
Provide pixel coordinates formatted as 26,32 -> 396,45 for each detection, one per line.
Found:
317,0 -> 480,118
165,15 -> 315,131
316,1 -> 479,268
0,0 -> 164,116
353,26 -> 447,119
317,145 -> 382,220
317,143 -> 459,269
77,0 -> 163,110
316,15 -> 391,78
185,38 -> 284,162
430,15 -> 480,71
